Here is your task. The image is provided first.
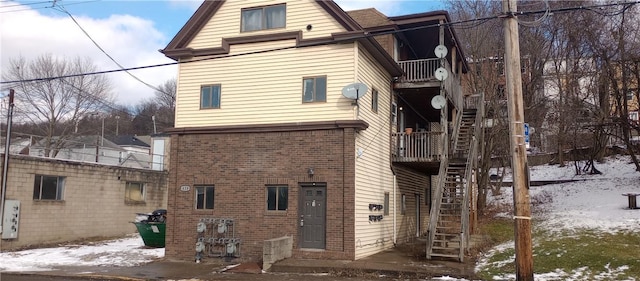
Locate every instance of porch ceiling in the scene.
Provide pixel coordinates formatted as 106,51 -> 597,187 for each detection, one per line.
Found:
393,161 -> 440,175
397,88 -> 443,122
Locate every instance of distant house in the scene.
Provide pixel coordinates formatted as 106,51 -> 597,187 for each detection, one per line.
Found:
108,135 -> 151,155
161,0 -> 479,263
27,135 -> 154,169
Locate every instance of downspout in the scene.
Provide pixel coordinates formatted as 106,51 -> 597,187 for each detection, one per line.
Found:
392,169 -> 397,245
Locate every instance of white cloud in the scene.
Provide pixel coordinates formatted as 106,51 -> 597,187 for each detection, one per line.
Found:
0,1 -> 176,106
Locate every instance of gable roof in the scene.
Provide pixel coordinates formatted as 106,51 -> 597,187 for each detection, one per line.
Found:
108,135 -> 150,148
160,0 -> 403,77
346,8 -> 393,28
164,0 -> 362,51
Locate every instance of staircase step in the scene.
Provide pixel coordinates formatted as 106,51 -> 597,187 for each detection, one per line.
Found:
431,243 -> 460,250
434,233 -> 460,237
429,253 -> 461,259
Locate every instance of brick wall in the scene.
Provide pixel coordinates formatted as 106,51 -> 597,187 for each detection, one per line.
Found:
0,155 -> 168,250
166,127 -> 357,261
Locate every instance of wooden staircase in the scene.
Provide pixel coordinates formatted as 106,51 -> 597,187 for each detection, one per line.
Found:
426,109 -> 479,261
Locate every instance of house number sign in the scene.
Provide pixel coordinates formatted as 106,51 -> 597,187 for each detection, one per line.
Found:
180,185 -> 191,192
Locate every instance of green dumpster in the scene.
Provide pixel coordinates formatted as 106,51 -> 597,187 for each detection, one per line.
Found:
133,209 -> 166,248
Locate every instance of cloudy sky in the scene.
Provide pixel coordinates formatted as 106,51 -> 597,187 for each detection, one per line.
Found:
0,0 -> 444,106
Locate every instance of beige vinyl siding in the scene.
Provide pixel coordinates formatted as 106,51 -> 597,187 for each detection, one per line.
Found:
188,0 -> 348,50
353,45 -> 395,259
175,40 -> 356,127
394,166 -> 431,244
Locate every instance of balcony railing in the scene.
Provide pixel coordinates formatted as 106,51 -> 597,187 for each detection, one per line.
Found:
397,58 -> 440,82
391,131 -> 443,162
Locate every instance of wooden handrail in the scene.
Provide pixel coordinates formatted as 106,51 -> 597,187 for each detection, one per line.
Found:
391,131 -> 443,161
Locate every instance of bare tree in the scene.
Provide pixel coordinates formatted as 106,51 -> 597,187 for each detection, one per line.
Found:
155,78 -> 176,110
582,2 -> 640,171
446,0 -> 511,212
152,78 -> 176,130
2,54 -> 114,157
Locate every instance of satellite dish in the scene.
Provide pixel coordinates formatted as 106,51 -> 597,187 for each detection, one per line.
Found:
434,67 -> 448,81
434,45 -> 448,58
431,95 -> 446,109
342,82 -> 369,100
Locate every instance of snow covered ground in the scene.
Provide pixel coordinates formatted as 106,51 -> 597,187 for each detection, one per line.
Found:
0,155 -> 639,280
0,233 -> 163,272
491,154 -> 640,233
478,155 -> 640,280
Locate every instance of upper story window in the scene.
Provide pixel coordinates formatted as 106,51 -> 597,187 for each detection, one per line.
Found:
303,76 -> 327,103
33,175 -> 65,201
241,4 -> 286,32
201,84 -> 221,109
371,88 -> 379,113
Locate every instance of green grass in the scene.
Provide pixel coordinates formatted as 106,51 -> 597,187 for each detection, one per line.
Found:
475,228 -> 640,280
479,218 -> 514,245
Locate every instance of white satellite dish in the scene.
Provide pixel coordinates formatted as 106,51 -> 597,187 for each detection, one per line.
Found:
434,67 -> 448,81
431,95 -> 446,109
434,45 -> 448,58
342,82 -> 369,100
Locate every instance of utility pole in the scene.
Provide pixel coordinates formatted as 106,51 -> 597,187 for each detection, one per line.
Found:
502,0 -> 533,280
0,89 -> 15,235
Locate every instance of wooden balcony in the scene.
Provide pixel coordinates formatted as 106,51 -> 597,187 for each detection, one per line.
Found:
397,58 -> 440,83
391,131 -> 443,162
396,58 -> 464,110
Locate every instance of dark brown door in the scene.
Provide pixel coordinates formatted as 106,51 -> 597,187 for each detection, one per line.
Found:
299,184 -> 326,249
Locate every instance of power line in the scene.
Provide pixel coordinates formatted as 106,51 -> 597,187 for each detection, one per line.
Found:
1,0 -> 638,85
0,0 -> 96,14
51,2 -> 169,97
0,1 -> 52,9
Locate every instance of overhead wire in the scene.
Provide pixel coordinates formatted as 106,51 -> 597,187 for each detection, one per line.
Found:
0,0 -> 52,8
0,0 -> 637,139
1,0 -> 639,85
516,0 -> 550,27
50,1 -> 170,97
0,0 -> 96,13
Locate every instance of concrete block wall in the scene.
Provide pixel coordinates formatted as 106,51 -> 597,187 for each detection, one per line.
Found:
0,154 -> 168,250
262,236 -> 292,271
